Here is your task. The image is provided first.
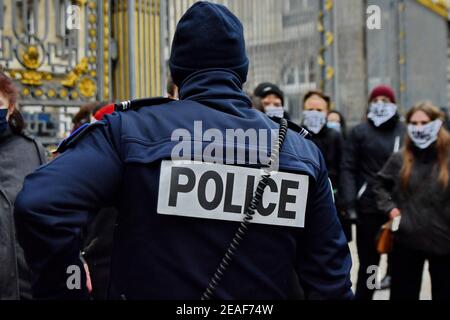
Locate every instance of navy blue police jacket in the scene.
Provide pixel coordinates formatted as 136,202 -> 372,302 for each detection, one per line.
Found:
14,70 -> 353,300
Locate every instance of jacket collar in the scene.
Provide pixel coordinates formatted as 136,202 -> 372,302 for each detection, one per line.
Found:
178,69 -> 252,114
368,114 -> 400,131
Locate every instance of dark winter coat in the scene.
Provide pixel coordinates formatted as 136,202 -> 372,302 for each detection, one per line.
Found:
340,116 -> 405,215
310,126 -> 344,189
0,126 -> 47,300
82,207 -> 118,300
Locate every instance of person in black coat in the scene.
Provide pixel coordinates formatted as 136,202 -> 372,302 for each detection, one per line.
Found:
302,91 -> 342,188
374,102 -> 450,300
340,85 -> 406,300
301,91 -> 351,241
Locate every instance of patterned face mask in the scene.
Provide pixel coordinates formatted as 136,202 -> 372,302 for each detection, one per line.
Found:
408,119 -> 442,150
264,105 -> 284,119
303,110 -> 327,135
368,102 -> 397,127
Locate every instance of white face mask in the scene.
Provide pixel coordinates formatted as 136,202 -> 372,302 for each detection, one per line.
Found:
368,102 -> 398,127
303,110 -> 327,135
408,119 -> 442,150
264,105 -> 284,119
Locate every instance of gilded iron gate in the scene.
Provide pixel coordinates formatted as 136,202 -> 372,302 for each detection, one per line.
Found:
0,0 -> 110,146
111,0 -> 166,101
0,0 -> 166,146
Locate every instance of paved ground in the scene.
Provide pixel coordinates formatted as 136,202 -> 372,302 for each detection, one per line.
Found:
348,226 -> 432,300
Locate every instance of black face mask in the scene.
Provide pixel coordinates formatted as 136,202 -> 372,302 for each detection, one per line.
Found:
0,108 -> 8,134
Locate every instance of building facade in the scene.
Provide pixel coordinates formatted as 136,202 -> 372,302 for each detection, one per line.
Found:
166,0 -> 449,124
166,0 -> 320,121
366,0 -> 449,116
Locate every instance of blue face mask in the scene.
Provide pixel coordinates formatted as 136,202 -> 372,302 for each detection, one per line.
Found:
0,108 -> 8,133
327,121 -> 341,133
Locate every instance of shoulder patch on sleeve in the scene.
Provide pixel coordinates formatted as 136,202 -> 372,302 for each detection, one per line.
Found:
115,97 -> 174,112
55,122 -> 105,154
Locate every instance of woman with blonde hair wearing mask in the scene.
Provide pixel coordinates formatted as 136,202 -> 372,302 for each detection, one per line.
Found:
374,102 -> 450,300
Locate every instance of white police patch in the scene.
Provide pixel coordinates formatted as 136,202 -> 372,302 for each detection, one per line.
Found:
157,161 -> 309,228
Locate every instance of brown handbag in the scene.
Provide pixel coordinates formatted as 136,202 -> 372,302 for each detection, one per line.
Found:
376,221 -> 394,254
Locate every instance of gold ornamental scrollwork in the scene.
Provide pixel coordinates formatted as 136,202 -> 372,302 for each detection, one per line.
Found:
78,76 -> 97,98
1,0 -> 101,101
61,58 -> 90,88
8,45 -> 53,86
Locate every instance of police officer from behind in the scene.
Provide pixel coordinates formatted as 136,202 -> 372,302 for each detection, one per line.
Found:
15,1 -> 352,300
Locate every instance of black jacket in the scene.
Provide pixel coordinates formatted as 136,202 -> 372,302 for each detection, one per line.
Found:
340,116 -> 405,214
82,207 -> 118,300
0,126 -> 47,300
373,148 -> 450,256
311,126 -> 352,242
310,126 -> 343,189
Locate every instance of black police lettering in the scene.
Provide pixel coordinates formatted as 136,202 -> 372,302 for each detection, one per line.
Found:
256,178 -> 278,217
244,175 -> 255,210
169,167 -> 196,207
167,165 -> 299,220
278,180 -> 299,220
224,173 -> 242,214
198,171 -> 223,211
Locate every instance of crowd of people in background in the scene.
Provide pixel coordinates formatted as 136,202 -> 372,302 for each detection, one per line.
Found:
1,66 -> 450,300
252,81 -> 450,301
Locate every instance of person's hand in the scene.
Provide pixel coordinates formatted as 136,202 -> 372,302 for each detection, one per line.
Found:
389,208 -> 401,220
84,263 -> 93,294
